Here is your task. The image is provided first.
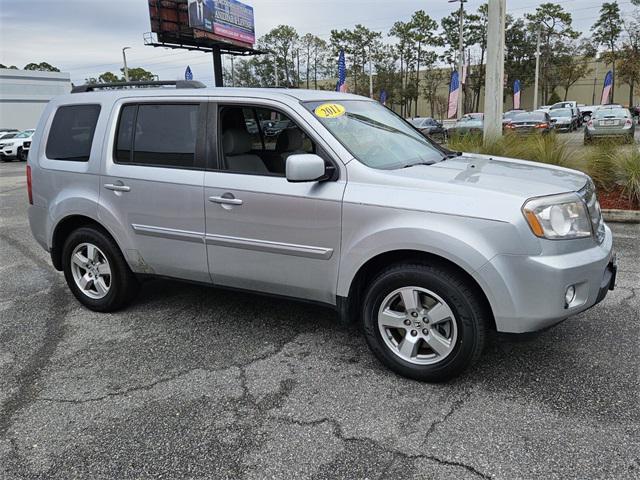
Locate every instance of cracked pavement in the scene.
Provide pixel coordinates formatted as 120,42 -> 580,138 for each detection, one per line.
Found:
1,160 -> 639,479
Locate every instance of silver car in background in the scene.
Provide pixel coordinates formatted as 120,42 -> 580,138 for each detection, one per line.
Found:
584,106 -> 636,144
28,82 -> 616,382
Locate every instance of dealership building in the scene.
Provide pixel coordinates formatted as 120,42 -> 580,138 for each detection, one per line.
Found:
0,68 -> 71,131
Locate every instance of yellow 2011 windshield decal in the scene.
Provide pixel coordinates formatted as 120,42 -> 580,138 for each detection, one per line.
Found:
314,103 -> 346,119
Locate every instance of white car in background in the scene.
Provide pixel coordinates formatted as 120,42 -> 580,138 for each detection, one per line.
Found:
0,129 -> 35,162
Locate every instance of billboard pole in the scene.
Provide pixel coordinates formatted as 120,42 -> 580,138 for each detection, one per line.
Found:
212,47 -> 223,87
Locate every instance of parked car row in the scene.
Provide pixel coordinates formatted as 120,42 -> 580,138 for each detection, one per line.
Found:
412,102 -> 636,146
0,128 -> 35,162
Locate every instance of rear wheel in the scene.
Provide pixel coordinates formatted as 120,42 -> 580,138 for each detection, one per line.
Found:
362,263 -> 488,382
62,227 -> 139,312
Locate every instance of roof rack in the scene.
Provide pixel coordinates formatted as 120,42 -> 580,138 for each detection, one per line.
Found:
71,80 -> 206,94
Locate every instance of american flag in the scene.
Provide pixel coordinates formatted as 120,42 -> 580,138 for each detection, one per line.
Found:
185,65 -> 193,81
513,79 -> 521,110
601,70 -> 613,104
336,49 -> 347,93
447,71 -> 459,119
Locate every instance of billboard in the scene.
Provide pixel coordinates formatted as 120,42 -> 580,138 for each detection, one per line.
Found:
188,0 -> 255,45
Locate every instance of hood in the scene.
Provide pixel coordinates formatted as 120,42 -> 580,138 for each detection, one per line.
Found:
386,154 -> 588,198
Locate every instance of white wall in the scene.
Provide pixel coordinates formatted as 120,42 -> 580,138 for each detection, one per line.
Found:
0,69 -> 71,130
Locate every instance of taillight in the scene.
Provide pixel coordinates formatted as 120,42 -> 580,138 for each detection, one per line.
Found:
535,123 -> 549,129
26,165 -> 33,205
625,119 -> 632,126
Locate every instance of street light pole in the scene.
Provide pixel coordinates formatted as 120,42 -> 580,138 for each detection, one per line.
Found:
533,30 -> 541,110
122,47 -> 131,82
449,0 -> 466,120
273,53 -> 279,87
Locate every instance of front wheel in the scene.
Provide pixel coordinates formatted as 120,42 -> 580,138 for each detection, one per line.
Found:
17,148 -> 27,161
62,227 -> 139,312
362,263 -> 488,382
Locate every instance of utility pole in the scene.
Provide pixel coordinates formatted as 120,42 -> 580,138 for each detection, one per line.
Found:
533,29 -> 541,110
483,0 -> 506,144
122,47 -> 131,82
449,0 -> 466,120
369,46 -> 374,99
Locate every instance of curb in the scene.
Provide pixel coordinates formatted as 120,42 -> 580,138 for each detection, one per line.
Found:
602,209 -> 640,223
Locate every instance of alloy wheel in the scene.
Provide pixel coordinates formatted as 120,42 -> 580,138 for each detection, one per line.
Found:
70,242 -> 112,299
377,286 -> 458,365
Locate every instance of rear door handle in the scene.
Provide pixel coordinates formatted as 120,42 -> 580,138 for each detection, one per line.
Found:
104,183 -> 131,192
209,195 -> 243,206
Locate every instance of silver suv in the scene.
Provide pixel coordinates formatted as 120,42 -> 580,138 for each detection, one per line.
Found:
27,81 -> 616,381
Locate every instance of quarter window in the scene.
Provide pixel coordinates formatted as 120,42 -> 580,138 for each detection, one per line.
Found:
46,104 -> 101,162
115,104 -> 199,168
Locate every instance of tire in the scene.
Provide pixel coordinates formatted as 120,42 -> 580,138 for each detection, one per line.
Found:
17,147 -> 26,162
361,263 -> 488,382
62,227 -> 139,312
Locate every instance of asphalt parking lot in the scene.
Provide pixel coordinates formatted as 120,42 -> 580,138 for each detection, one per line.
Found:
0,159 -> 639,480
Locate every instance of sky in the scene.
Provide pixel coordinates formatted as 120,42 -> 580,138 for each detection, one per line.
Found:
0,0 -> 637,86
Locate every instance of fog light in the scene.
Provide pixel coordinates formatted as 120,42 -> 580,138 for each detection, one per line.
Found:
565,285 -> 576,307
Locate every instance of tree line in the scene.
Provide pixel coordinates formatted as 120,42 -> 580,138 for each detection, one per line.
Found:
228,1 -> 640,116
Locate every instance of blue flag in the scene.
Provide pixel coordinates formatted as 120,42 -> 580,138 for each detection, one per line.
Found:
380,89 -> 387,105
185,65 -> 193,81
336,50 -> 347,92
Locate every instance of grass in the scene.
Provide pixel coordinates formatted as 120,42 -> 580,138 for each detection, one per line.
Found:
446,133 -> 640,208
447,132 -> 573,166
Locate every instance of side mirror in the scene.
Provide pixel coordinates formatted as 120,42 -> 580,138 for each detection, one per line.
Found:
286,154 -> 327,183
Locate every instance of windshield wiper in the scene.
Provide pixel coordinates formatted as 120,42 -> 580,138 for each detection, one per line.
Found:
402,161 -> 438,168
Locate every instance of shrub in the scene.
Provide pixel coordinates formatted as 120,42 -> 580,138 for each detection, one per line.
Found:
616,149 -> 640,206
583,142 -> 617,191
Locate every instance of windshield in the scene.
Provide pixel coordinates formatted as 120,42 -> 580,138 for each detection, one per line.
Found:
595,108 -> 629,118
303,100 -> 444,169
504,111 -> 523,119
410,118 -> 426,127
550,109 -> 572,118
15,131 -> 32,138
513,112 -> 546,122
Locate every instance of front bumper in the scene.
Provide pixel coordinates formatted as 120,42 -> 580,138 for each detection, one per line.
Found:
477,226 -> 615,333
0,146 -> 17,158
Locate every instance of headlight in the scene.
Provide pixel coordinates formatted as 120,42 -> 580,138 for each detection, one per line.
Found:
1,142 -> 14,147
522,193 -> 592,239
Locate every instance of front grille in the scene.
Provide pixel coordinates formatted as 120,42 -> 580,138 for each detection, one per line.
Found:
579,181 -> 605,244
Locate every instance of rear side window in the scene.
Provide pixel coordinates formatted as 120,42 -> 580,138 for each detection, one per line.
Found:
115,103 -> 199,168
46,104 -> 101,161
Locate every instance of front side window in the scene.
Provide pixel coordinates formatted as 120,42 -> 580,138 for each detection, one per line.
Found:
218,105 -> 315,176
46,104 -> 101,161
115,103 -> 199,168
303,100 -> 443,170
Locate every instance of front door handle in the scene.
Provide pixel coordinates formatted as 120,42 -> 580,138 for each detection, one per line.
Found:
209,195 -> 243,206
104,183 -> 131,192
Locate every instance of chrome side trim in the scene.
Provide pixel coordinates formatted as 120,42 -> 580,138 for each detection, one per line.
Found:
131,224 -> 204,244
205,233 -> 333,260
